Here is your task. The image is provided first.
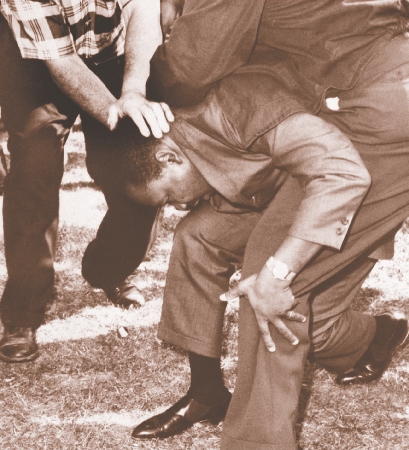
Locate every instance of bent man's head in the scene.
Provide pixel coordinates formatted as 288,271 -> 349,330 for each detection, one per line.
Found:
92,118 -> 213,207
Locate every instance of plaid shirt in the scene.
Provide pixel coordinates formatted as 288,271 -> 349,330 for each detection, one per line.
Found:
1,0 -> 131,62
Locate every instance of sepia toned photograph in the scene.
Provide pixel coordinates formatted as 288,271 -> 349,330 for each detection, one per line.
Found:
0,1 -> 408,449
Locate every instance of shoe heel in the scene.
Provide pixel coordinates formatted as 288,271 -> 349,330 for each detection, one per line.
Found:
207,413 -> 224,425
206,402 -> 229,425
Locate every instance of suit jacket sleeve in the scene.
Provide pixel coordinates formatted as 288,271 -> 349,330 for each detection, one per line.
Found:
148,0 -> 265,106
257,113 -> 371,249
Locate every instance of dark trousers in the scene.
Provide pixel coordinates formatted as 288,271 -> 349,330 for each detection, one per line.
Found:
0,18 -> 157,328
221,35 -> 409,449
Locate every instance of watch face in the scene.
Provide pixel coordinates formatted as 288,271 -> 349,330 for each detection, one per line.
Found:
273,261 -> 289,279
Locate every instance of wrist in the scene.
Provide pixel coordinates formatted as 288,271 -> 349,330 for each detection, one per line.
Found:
121,88 -> 146,98
265,256 -> 297,283
122,75 -> 148,97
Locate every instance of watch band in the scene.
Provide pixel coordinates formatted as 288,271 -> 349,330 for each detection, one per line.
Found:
265,256 -> 297,282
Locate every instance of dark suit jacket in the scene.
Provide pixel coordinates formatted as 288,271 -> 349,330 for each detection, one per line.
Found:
150,0 -> 409,111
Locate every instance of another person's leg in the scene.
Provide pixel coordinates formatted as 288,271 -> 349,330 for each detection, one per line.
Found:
313,35 -> 409,383
80,60 -> 158,307
220,202 -> 402,449
222,36 -> 409,449
222,249 -> 407,449
221,178 -> 310,450
310,253 -> 408,385
81,184 -> 158,303
0,18 -> 78,362
308,255 -> 377,372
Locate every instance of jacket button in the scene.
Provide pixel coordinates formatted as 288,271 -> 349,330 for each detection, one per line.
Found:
341,217 -> 349,225
336,227 -> 344,235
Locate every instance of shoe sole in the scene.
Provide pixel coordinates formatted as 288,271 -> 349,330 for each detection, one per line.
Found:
131,393 -> 231,440
0,350 -> 39,363
131,418 -> 225,441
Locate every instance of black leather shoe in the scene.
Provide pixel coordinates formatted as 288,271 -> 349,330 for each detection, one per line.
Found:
131,391 -> 232,440
336,312 -> 409,386
104,280 -> 145,309
0,326 -> 39,363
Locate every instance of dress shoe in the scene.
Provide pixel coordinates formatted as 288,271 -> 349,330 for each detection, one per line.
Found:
336,312 -> 409,385
132,391 -> 232,440
104,280 -> 145,309
0,326 -> 39,363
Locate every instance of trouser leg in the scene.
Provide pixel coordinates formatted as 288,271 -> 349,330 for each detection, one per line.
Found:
221,257 -> 376,450
223,36 -> 409,449
0,19 -> 77,328
1,126 -> 74,328
309,255 -> 377,372
221,178 -> 308,450
220,189 -> 380,450
80,60 -> 158,289
158,201 -> 262,358
81,187 -> 158,289
222,295 -> 309,450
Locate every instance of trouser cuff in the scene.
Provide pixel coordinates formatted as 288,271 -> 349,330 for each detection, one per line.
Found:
157,324 -> 222,359
1,308 -> 45,329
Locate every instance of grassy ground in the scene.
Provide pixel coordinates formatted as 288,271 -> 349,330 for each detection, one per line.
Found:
0,128 -> 408,449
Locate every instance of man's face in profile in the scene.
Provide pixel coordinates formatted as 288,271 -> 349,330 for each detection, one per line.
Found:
126,135 -> 213,208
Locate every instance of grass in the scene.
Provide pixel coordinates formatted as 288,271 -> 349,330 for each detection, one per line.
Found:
0,128 -> 408,449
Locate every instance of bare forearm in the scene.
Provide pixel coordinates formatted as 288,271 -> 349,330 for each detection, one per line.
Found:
106,0 -> 173,137
122,0 -> 162,96
45,54 -> 115,126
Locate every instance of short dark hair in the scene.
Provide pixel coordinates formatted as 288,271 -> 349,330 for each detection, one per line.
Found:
84,116 -> 163,192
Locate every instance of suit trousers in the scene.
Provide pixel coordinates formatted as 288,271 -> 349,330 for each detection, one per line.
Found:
159,192 -> 378,365
157,36 -> 409,449
0,18 -> 157,328
221,35 -> 409,449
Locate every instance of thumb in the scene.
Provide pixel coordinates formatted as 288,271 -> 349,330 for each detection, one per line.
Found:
219,274 -> 256,301
107,104 -> 121,130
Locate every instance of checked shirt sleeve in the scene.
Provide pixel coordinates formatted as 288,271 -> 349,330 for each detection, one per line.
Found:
1,0 -> 75,59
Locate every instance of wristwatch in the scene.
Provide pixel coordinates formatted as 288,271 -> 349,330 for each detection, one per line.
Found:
265,256 -> 297,282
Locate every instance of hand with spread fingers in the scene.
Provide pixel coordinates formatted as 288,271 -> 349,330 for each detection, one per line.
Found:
221,265 -> 306,352
108,92 -> 174,138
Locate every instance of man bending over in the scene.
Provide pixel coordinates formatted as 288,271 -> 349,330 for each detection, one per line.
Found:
89,62 -> 409,446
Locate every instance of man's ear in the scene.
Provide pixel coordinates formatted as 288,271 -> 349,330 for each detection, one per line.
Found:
155,148 -> 183,165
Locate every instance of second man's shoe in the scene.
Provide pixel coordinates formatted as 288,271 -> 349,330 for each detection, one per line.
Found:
131,391 -> 232,440
336,312 -> 409,386
0,326 -> 39,363
104,280 -> 145,309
